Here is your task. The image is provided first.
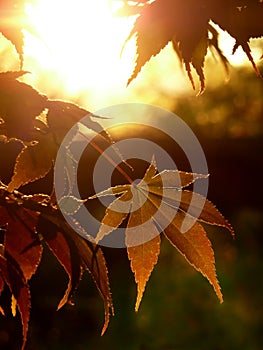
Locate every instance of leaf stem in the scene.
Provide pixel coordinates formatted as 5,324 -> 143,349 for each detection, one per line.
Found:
78,131 -> 134,185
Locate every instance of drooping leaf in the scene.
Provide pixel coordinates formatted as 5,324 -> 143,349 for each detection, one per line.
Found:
37,211 -> 114,335
126,182 -> 161,310
125,0 -> 262,90
163,209 -> 223,302
0,184 -> 113,336
0,252 -> 30,350
93,158 -> 234,309
0,206 -> 42,281
126,0 -> 179,85
126,0 -> 210,91
37,216 -> 83,310
211,1 -> 263,78
66,227 -> 114,335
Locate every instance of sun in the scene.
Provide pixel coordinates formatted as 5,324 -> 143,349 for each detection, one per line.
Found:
23,0 -> 136,99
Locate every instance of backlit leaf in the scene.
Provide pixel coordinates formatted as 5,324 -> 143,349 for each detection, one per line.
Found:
37,211 -> 114,335
163,209 -> 223,302
66,228 -> 114,335
11,293 -> 17,316
46,100 -> 108,146
0,206 -> 42,281
7,132 -> 57,192
211,1 -> 263,78
125,0 -> 262,90
126,0 -> 178,85
58,196 -> 87,216
128,236 -> 160,311
0,71 -> 48,141
0,253 -> 30,350
93,158 -> 234,308
178,191 -> 234,236
95,190 -> 131,244
37,216 -> 82,310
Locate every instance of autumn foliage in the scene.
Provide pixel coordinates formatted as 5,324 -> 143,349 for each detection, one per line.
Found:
123,0 -> 262,92
0,0 -> 262,349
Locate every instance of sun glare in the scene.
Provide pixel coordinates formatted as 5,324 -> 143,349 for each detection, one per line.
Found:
23,0 -> 136,100
17,1 -> 262,109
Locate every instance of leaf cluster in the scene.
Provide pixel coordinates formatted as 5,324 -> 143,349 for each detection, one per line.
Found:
91,158 -> 234,311
121,0 -> 263,93
0,1 -> 240,349
0,71 -> 234,349
0,71 -> 114,349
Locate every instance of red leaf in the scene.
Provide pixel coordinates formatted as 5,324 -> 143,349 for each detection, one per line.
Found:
0,206 -> 43,281
68,231 -> 114,335
37,212 -> 114,334
0,253 -> 30,350
37,216 -> 82,310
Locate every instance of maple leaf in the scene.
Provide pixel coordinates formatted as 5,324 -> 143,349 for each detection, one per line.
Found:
66,226 -> 114,335
124,0 -> 262,91
0,183 -> 114,341
210,0 -> 263,78
46,100 -> 108,146
92,158 -> 234,310
0,206 -> 43,281
7,132 -> 58,192
0,73 -> 115,192
36,212 -> 114,335
0,71 -> 48,141
125,0 -> 210,93
0,202 -> 43,349
36,216 -> 83,310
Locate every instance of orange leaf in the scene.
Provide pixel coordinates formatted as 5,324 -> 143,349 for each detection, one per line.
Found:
93,157 -> 233,306
95,190 -> 131,244
127,165 -> 161,311
163,209 -> 223,302
127,234 -> 160,311
7,132 -> 57,192
178,191 -> 234,236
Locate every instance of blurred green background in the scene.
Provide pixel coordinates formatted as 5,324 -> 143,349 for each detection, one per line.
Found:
0,64 -> 263,350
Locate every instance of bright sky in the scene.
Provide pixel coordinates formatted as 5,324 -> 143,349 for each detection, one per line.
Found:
22,0 -> 137,103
